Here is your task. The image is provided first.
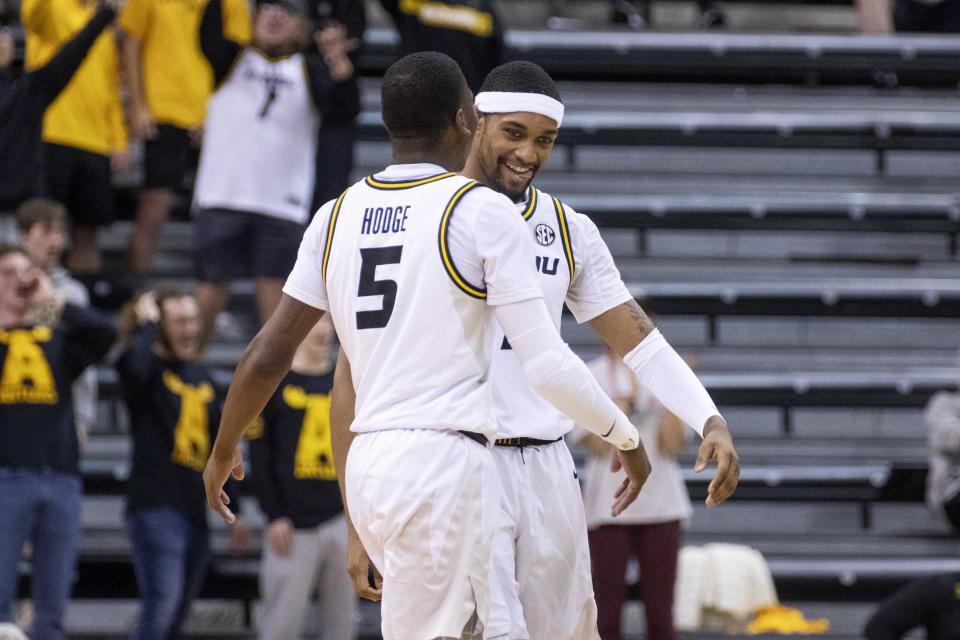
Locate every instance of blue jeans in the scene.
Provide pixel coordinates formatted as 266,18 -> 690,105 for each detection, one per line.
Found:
126,506 -> 210,640
0,466 -> 81,640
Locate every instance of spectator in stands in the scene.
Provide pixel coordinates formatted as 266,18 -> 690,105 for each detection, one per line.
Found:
924,382 -> 960,532
0,244 -> 116,640
305,0 -> 365,210
192,0 -> 359,347
577,341 -> 693,640
610,0 -> 727,29
377,0 -> 504,92
249,315 -> 356,640
17,199 -> 98,448
19,0 -> 127,275
894,0 -> 960,32
864,572 -> 960,639
118,0 -> 251,273
119,287 -> 248,640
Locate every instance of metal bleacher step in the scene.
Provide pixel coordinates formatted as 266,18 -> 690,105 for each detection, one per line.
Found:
359,27 -> 960,87
685,501 -> 946,536
616,256 -> 960,281
683,530 -> 958,560
62,598 -> 875,640
61,597 -> 384,640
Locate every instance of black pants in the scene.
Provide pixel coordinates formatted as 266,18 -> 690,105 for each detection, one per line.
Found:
864,573 -> 960,639
895,0 -> 960,32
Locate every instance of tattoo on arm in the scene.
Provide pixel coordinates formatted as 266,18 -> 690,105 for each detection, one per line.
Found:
625,299 -> 655,335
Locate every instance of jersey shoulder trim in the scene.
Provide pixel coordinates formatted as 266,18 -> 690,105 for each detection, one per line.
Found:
438,181 -> 487,299
321,188 -> 350,284
551,195 -> 575,280
521,186 -> 538,221
365,171 -> 457,190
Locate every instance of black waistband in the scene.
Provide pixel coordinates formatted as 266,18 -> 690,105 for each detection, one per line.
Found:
458,430 -> 489,446
494,437 -> 562,448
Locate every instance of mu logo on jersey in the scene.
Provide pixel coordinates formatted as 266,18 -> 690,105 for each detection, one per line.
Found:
0,328 -> 58,405
535,256 -> 560,276
163,371 -> 215,471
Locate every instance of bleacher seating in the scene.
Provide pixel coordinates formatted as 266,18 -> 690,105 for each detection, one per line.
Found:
36,17 -> 960,639
358,27 -> 960,85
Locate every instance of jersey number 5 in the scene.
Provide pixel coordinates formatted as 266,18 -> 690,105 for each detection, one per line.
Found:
356,246 -> 403,330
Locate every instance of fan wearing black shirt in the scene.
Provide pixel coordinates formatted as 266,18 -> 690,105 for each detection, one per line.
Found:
0,244 -> 116,640
249,315 -> 355,640
119,288 -> 248,640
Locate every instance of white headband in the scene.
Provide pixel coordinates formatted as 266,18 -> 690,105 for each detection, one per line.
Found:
474,91 -> 564,127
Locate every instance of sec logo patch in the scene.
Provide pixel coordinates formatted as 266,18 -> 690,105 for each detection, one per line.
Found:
535,224 -> 556,246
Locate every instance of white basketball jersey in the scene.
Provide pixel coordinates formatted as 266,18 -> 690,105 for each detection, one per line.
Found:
283,164 -> 543,440
491,186 -> 634,440
195,49 -> 318,224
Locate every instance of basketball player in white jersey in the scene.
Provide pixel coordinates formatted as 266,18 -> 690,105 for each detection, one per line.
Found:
470,62 -> 739,640
335,61 -> 741,639
204,52 -> 652,640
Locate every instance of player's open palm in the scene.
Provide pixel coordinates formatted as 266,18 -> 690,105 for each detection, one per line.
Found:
610,443 -> 651,517
347,533 -> 382,601
695,416 -> 740,508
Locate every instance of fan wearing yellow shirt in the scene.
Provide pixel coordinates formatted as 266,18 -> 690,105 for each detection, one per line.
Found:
21,0 -> 128,275
119,0 -> 250,273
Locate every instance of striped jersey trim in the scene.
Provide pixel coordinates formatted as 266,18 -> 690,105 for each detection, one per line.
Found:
365,172 -> 457,190
321,189 -> 349,283
521,187 -> 538,220
552,196 -> 575,280
438,181 -> 487,299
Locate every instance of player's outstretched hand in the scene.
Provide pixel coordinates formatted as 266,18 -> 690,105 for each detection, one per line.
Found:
610,443 -> 651,517
203,445 -> 244,524
695,416 -> 740,508
347,532 -> 382,601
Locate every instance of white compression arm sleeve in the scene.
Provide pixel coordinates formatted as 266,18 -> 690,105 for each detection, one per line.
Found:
623,329 -> 720,437
494,299 -> 639,450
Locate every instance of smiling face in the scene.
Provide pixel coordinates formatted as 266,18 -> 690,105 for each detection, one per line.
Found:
470,111 -> 558,202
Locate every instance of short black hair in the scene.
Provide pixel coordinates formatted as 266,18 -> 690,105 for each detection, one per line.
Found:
381,52 -> 468,141
478,61 -> 561,103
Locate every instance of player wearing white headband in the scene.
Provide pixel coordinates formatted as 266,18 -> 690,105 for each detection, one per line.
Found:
461,61 -> 741,639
